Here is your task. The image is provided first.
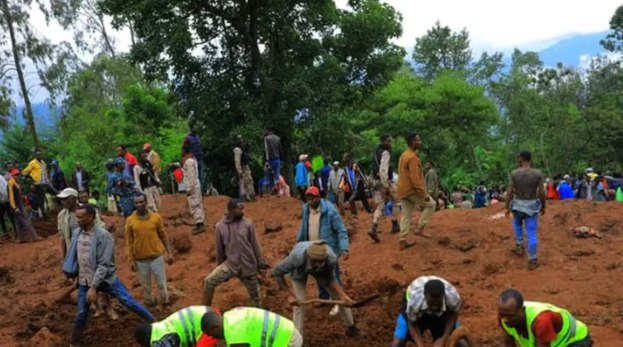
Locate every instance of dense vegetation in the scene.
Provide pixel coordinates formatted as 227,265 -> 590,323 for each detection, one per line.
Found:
3,1 -> 623,195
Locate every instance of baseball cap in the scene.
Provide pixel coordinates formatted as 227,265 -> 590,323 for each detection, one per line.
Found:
563,175 -> 570,179
586,168 -> 594,173
10,169 -> 20,176
333,161 -> 339,166
143,143 -> 151,150
299,154 -> 308,161
306,186 -> 321,197
57,188 -> 79,199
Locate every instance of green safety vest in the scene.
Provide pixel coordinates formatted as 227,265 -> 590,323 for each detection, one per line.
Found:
224,307 -> 295,347
501,301 -> 589,347
151,306 -> 212,347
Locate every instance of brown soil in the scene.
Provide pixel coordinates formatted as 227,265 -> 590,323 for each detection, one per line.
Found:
1,195 -> 623,346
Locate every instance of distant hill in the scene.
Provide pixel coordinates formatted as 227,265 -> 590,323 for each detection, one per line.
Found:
537,31 -> 608,67
0,103 -> 60,136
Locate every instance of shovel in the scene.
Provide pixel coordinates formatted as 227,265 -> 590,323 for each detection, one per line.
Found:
294,293 -> 381,308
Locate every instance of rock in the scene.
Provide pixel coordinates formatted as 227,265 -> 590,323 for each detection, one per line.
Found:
264,222 -> 283,233
172,234 -> 192,254
29,327 -> 59,347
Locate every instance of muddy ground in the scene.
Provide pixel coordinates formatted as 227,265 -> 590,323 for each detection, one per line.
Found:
1,195 -> 622,347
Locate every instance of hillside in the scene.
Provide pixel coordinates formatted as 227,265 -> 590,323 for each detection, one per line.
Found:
0,196 -> 622,346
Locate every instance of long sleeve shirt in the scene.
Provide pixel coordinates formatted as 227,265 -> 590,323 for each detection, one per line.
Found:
397,148 -> 426,199
183,156 -> 201,193
125,211 -> 168,263
272,241 -> 338,285
8,177 -> 23,210
147,150 -> 162,176
215,215 -> 267,277
379,150 -> 391,188
234,147 -> 244,175
425,169 -> 439,195
22,159 -> 49,184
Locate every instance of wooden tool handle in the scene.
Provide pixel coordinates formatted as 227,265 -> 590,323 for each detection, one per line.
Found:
294,299 -> 352,307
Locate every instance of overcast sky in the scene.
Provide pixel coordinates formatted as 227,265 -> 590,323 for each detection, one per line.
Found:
19,0 -> 622,103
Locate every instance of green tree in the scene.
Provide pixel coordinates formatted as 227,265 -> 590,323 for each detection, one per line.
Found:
100,0 -> 405,190
412,21 -> 472,81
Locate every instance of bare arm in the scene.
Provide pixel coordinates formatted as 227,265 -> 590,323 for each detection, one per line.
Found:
408,320 -> 426,347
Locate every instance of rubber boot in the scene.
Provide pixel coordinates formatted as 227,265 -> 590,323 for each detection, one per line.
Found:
391,220 -> 400,233
193,222 -> 206,235
514,243 -> 525,256
346,324 -> 363,337
367,224 -> 380,243
528,258 -> 539,270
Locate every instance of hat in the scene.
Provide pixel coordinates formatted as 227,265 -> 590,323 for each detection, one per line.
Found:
299,154 -> 308,161
333,161 -> 339,166
585,168 -> 594,173
307,242 -> 328,261
10,169 -> 19,176
306,186 -> 321,197
563,174 -> 570,179
57,188 -> 78,199
51,160 -> 59,166
143,143 -> 151,150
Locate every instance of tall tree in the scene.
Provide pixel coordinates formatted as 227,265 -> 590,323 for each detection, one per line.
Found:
412,21 -> 472,80
100,0 -> 405,189
0,0 -> 80,149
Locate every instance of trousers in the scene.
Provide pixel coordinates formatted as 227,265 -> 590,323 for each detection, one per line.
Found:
400,195 -> 436,240
317,262 -> 342,300
0,202 -> 16,236
144,186 -> 161,212
292,278 -> 354,335
373,183 -> 398,224
136,255 -> 168,305
204,263 -> 261,307
187,188 -> 205,224
71,278 -> 155,344
512,211 -> 539,260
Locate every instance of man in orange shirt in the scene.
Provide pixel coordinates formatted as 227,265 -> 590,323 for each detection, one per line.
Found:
396,134 -> 436,251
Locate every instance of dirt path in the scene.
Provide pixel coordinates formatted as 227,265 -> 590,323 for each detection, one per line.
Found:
0,195 -> 622,346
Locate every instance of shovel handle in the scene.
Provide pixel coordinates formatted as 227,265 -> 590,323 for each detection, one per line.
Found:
294,299 -> 353,307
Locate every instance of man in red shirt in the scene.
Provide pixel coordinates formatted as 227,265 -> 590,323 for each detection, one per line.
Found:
498,289 -> 592,347
117,145 -> 138,176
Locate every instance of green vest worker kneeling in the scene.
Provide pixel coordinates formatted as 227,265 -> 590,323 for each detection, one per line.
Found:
134,306 -> 217,347
499,289 -> 592,347
202,307 -> 303,347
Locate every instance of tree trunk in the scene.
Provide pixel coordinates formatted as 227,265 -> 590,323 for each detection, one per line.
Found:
1,0 -> 39,149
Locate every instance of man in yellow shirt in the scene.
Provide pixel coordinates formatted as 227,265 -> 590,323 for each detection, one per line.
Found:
22,150 -> 57,218
126,193 -> 174,306
397,134 -> 436,251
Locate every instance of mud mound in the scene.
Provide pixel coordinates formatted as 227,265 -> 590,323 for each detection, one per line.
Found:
171,234 -> 192,254
1,196 -> 623,346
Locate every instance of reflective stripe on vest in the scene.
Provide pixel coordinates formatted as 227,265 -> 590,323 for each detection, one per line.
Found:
178,308 -> 200,347
260,310 -> 282,347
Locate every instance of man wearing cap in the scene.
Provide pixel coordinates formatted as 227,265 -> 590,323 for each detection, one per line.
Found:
272,241 -> 361,337
578,169 -> 597,200
295,155 -> 310,202
296,186 -> 349,314
57,188 -> 106,259
233,135 -> 256,202
8,169 -> 40,243
143,143 -> 162,179
71,162 -> 91,193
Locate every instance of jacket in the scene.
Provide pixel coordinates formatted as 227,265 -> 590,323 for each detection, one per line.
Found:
295,162 -> 308,187
51,169 -> 68,191
264,134 -> 282,161
297,199 -> 349,255
22,159 -> 48,185
272,241 -> 338,285
185,134 -> 204,161
71,170 -> 91,191
397,148 -> 426,199
215,215 -> 267,277
8,177 -> 24,211
67,225 -> 117,287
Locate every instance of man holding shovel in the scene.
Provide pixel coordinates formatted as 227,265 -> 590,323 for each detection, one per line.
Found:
392,276 -> 467,347
272,241 -> 362,337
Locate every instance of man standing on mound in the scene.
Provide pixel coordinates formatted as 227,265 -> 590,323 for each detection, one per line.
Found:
369,134 -> 400,242
182,146 -> 206,234
396,134 -> 436,250
505,151 -> 545,270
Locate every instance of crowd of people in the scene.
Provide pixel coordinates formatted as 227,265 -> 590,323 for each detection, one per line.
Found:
0,128 -> 596,347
